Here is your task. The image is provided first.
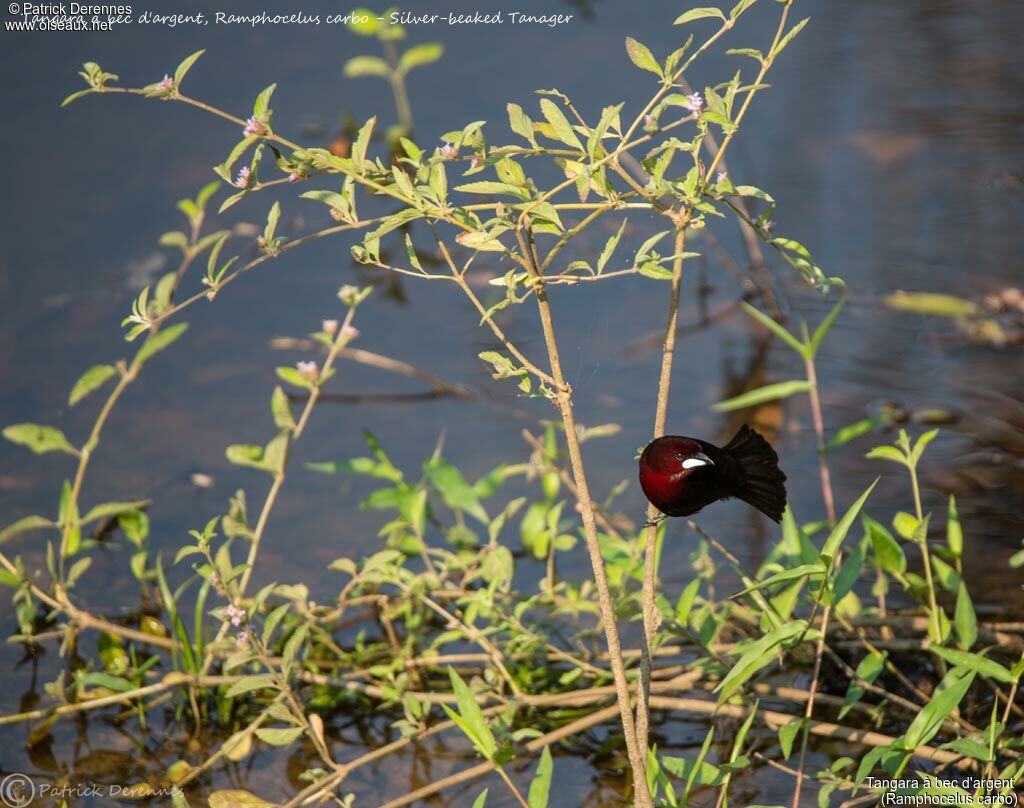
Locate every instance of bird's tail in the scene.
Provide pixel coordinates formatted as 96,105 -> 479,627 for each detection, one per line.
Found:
723,425 -> 787,523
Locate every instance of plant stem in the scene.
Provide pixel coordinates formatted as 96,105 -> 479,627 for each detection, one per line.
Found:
495,767 -> 530,808
791,350 -> 836,808
200,305 -> 359,676
908,459 -> 943,645
704,1 -> 793,183
637,225 -> 688,758
516,226 -> 654,808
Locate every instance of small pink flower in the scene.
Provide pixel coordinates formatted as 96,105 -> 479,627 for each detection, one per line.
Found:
763,219 -> 776,234
221,604 -> 246,627
287,171 -> 302,183
322,319 -> 339,335
235,631 -> 250,649
686,92 -> 704,114
156,74 -> 174,93
243,116 -> 267,137
643,114 -> 654,128
439,142 -> 456,160
208,572 -> 219,587
469,155 -> 483,169
297,360 -> 320,381
341,325 -> 360,341
234,166 -> 252,189
338,285 -> 359,305
715,171 -> 727,184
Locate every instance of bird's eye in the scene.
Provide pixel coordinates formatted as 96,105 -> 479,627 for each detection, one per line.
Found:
674,452 -> 685,461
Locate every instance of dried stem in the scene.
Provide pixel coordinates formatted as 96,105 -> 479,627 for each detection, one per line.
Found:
515,225 -> 654,808
637,225 -> 688,757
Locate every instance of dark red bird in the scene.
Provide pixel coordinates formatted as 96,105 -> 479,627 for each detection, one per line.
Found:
639,425 -> 787,523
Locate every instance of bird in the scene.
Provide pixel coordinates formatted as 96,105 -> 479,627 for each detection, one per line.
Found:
638,425 -> 787,523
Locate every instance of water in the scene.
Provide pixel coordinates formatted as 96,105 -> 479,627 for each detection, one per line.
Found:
1,0 -> 1022,803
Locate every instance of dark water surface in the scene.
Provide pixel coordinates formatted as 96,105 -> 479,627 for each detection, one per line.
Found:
1,0 -> 1022,804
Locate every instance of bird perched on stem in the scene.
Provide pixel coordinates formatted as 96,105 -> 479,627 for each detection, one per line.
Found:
639,425 -> 787,524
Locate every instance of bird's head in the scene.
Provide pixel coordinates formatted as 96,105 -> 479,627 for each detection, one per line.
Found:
639,436 -> 715,479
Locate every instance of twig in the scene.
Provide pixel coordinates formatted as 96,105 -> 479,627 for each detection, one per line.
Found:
516,224 -> 654,808
638,225 -> 689,759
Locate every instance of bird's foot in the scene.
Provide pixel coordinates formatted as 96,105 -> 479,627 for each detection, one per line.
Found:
643,513 -> 667,528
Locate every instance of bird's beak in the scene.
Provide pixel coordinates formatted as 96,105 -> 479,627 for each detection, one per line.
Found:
682,452 -> 714,469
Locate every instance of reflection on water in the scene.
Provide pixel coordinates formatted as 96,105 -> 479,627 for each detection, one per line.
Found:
1,0 -> 1021,803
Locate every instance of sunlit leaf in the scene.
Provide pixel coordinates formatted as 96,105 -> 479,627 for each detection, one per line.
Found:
713,380 -> 811,412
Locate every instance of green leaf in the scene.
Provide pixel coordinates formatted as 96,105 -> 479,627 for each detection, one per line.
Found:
3,423 -> 78,456
208,789 -> 271,807
911,428 -> 939,465
346,8 -> 379,35
839,649 -> 887,719
366,208 -> 423,240
892,511 -> 919,541
597,219 -> 627,274
352,116 -> 376,168
134,323 -> 188,366
713,380 -> 812,412
173,49 -> 206,86
770,237 -> 839,295
343,55 -> 390,78
527,746 -> 553,808
442,668 -> 496,759
716,620 -> 806,701
773,17 -> 810,59
809,291 -> 848,357
506,103 -> 538,148
271,386 -> 295,431
638,263 -> 674,280
68,364 -> 118,407
674,7 -> 727,25
825,417 -> 881,451
778,718 -> 803,760
426,459 -> 489,524
902,668 -> 975,750
276,367 -> 315,390
954,582 -> 977,650
739,301 -> 807,357
226,444 -> 267,471
624,37 -> 662,77
819,479 -> 878,566
539,98 -> 582,150
865,516 -> 906,575
455,181 -> 529,198
675,578 -> 701,624
929,648 -> 1011,684
457,230 -> 508,253
253,83 -> 276,118
61,89 -> 94,107
730,0 -> 758,20
865,445 -> 907,466
399,43 -> 443,72
225,675 -> 276,698
472,790 -> 489,808
79,671 -> 135,692
883,292 -> 977,318
0,515 -> 55,545
833,539 -> 867,603
262,431 -> 290,475
263,201 -> 281,244
733,564 -> 823,598
255,726 -> 305,746
82,501 -> 148,525
946,495 -> 962,558
940,737 -> 992,762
